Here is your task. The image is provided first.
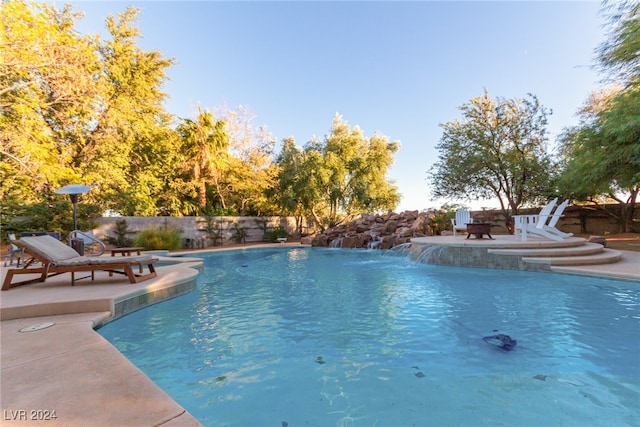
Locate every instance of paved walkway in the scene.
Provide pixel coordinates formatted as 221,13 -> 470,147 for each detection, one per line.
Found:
0,243 -> 638,426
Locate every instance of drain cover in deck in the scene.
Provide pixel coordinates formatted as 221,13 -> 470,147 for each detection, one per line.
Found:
19,322 -> 55,332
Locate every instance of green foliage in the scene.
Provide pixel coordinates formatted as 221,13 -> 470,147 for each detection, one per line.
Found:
2,4 -> 400,220
104,219 -> 135,248
201,206 -> 236,217
134,225 -> 182,250
1,2 -> 177,216
176,106 -> 229,210
428,90 -> 555,232
264,226 -> 289,242
557,86 -> 639,199
598,1 -> 640,86
214,106 -> 279,216
3,199 -> 99,240
273,115 -> 400,230
427,211 -> 450,235
1,1 -> 99,200
557,2 -> 639,231
425,204 -> 467,235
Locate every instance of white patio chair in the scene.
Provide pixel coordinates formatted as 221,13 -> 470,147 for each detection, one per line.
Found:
542,199 -> 573,238
451,209 -> 471,236
513,197 -> 562,242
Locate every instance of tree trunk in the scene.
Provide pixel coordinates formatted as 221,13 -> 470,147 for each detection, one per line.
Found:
198,180 -> 207,208
623,186 -> 638,232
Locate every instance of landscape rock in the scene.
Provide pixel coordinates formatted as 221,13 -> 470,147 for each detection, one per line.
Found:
311,211 -> 439,248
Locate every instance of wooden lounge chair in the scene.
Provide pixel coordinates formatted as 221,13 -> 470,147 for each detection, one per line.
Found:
2,235 -> 157,290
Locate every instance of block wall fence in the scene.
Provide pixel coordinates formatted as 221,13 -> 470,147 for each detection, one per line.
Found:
92,203 -> 637,248
94,216 -> 315,245
466,205 -> 638,236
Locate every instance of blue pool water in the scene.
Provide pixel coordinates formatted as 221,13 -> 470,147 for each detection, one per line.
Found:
98,247 -> 640,426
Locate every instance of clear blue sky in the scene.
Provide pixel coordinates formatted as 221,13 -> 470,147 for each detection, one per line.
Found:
68,0 -> 605,212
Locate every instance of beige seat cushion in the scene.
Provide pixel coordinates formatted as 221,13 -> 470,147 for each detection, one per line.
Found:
18,235 -> 81,262
18,235 -> 154,267
54,255 -> 153,267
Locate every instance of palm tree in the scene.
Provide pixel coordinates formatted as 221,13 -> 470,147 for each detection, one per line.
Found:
177,106 -> 229,209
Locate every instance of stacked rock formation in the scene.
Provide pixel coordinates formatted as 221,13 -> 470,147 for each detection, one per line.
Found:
310,210 -> 437,249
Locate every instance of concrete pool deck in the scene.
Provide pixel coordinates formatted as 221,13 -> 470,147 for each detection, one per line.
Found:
0,241 -> 638,426
0,256 -> 206,426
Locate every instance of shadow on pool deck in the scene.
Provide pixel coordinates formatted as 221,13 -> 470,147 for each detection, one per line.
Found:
0,241 -> 638,426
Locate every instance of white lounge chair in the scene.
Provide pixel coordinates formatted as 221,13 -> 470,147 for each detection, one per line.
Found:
543,199 -> 573,238
514,198 -> 556,241
514,198 -> 571,241
451,209 -> 471,236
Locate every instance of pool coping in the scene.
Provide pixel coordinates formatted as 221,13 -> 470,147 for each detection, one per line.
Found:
1,242 -> 638,426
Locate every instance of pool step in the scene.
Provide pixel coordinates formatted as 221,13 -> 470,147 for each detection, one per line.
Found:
488,242 -> 624,268
488,242 -> 605,258
521,248 -> 623,266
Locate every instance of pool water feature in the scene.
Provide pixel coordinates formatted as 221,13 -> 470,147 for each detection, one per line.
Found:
98,247 -> 640,426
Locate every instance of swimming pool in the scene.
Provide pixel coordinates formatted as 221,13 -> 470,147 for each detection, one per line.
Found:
98,247 -> 640,426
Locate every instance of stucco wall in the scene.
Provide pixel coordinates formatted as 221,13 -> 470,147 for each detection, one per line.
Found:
94,216 -> 314,246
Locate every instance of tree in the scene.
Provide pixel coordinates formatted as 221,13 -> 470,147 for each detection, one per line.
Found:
271,137 -> 320,233
176,106 -> 229,212
320,115 -> 400,226
215,106 -> 278,215
0,2 -> 178,219
85,6 -> 176,216
275,115 -> 400,230
557,86 -> 639,231
1,1 -> 101,205
428,90 -> 555,232
556,1 -> 639,232
597,0 -> 640,87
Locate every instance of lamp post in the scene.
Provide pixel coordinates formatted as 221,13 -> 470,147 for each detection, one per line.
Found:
55,184 -> 91,231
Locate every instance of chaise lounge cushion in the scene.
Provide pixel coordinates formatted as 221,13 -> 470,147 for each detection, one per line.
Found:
54,254 -> 153,267
18,235 -> 80,262
17,235 -> 152,266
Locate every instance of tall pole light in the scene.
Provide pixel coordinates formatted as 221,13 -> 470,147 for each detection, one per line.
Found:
55,184 -> 91,231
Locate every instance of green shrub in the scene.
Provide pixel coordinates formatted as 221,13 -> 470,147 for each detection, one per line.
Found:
3,200 -> 99,240
264,226 -> 289,242
230,222 -> 248,243
197,216 -> 224,246
134,225 -> 182,250
104,219 -> 135,247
